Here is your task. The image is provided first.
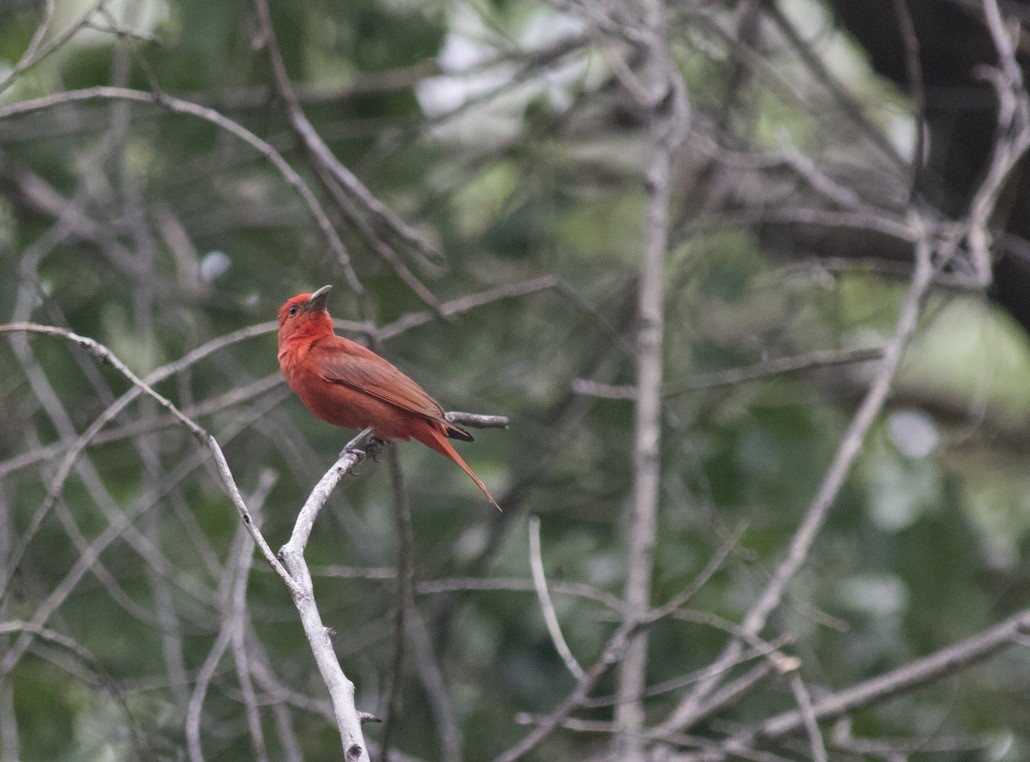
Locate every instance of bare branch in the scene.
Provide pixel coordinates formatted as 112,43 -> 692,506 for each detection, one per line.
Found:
0,322 -> 297,595
494,618 -> 639,762
712,608 -> 1030,756
408,609 -> 463,761
252,0 -> 440,269
529,516 -> 585,680
0,87 -> 364,293
962,0 -> 1030,284
663,347 -> 885,396
379,445 -> 415,762
278,428 -> 377,762
788,674 -> 827,762
659,229 -> 936,734
0,0 -> 98,97
613,0 -> 692,752
231,472 -> 277,762
379,275 -> 559,339
647,523 -> 746,623
445,411 -> 510,429
889,0 -> 927,201
0,323 -> 374,760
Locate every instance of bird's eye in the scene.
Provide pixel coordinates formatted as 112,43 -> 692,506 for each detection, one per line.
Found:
288,305 -> 299,317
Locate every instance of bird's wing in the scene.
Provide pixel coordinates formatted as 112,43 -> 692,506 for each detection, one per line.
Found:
313,336 -> 447,421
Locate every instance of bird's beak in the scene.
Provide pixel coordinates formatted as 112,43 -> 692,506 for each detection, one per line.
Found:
305,285 -> 332,312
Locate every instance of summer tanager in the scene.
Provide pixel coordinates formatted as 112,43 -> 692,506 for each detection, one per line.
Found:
277,285 -> 499,510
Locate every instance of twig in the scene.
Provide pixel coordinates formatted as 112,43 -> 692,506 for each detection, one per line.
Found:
313,161 -> 448,315
0,385 -> 276,684
0,87 -> 363,293
830,720 -> 998,756
512,715 -> 720,754
0,621 -> 105,682
579,635 -> 793,709
613,2 -> 691,752
408,609 -> 463,761
252,0 -> 440,269
890,0 -> 927,201
694,661 -> 776,730
760,3 -> 909,173
493,618 -> 639,762
278,428 -> 377,762
379,275 -> 559,339
788,674 -> 827,762
647,523 -> 746,623
0,323 -> 297,595
963,0 -> 1030,285
379,445 -> 415,762
445,411 -> 510,429
663,347 -> 885,396
570,379 -> 636,400
573,347 -> 886,401
305,570 -> 626,611
715,607 -> 1030,753
230,472 -> 277,762
773,131 -> 867,211
658,230 -> 936,735
529,516 -> 585,680
0,0 -> 99,97
1,323 -> 373,760
186,521 -> 250,762
0,619 -> 145,752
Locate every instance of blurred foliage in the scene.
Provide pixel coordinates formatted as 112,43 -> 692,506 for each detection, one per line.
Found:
0,0 -> 1029,760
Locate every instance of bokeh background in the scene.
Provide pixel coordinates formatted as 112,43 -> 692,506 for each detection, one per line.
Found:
1,0 -> 1030,759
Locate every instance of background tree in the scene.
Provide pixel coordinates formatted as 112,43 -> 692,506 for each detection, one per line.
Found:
1,0 -> 1030,760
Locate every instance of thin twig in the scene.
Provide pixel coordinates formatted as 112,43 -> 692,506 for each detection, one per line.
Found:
712,607 -> 1030,756
379,275 -> 559,339
573,346 -> 886,401
664,347 -> 886,396
613,1 -> 692,751
0,0 -> 100,97
0,323 -> 296,596
1,323 -> 373,760
0,386 -> 278,683
0,87 -> 364,293
658,230 -> 936,735
408,609 -> 463,761
231,472 -> 277,762
890,0 -> 927,201
761,3 -> 909,173
963,0 -> 1030,285
379,445 -> 415,762
493,618 -> 639,762
186,522 -> 250,762
647,523 -> 746,623
789,674 -> 827,762
529,516 -> 585,680
252,0 -> 440,269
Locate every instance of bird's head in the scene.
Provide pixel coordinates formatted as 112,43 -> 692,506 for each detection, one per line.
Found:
277,285 -> 333,343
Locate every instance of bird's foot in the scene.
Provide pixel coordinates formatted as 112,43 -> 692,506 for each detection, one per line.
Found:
363,436 -> 386,462
340,428 -> 376,459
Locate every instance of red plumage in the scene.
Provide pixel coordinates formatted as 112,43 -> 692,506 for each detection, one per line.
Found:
277,287 -> 500,510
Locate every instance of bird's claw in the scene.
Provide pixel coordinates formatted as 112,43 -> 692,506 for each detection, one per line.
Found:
341,435 -> 385,461
363,436 -> 386,462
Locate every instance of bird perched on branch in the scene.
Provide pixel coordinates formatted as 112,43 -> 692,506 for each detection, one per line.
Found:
277,285 -> 499,510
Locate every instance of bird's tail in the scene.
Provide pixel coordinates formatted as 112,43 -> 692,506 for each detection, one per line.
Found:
413,420 -> 501,511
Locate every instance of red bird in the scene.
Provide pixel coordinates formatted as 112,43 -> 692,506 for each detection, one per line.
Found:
277,285 -> 499,510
